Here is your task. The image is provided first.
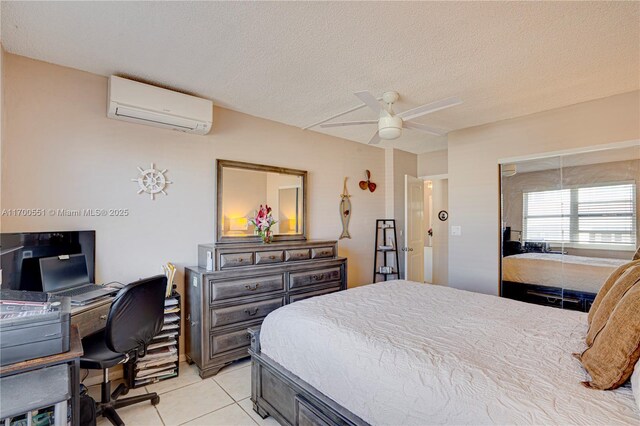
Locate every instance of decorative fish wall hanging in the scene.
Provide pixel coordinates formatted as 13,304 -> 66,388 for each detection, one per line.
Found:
340,177 -> 352,239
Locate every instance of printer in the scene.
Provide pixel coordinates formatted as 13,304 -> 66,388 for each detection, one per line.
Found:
0,290 -> 71,366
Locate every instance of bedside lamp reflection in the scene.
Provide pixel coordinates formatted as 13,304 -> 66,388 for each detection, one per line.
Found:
229,217 -> 248,232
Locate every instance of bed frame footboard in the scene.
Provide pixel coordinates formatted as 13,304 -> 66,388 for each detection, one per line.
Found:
248,327 -> 368,426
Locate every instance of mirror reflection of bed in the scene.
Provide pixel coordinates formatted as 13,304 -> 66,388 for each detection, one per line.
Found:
500,145 -> 640,312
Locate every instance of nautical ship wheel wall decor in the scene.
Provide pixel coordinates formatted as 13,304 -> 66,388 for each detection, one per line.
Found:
132,163 -> 173,200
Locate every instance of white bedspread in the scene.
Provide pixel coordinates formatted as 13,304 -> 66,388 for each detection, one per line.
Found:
260,281 -> 639,425
502,252 -> 626,293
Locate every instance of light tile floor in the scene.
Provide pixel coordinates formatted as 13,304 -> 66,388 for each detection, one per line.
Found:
87,359 -> 279,426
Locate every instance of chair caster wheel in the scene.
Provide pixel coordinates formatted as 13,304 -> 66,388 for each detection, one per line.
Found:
121,388 -> 129,396
151,396 -> 160,406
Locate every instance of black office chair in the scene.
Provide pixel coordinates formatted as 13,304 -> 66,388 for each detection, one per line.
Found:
80,275 -> 167,426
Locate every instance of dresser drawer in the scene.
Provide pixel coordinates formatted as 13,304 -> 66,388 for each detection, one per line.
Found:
255,250 -> 284,265
210,297 -> 284,328
311,247 -> 334,259
289,284 -> 341,303
524,288 -> 563,309
72,300 -> 111,338
295,396 -> 335,426
220,252 -> 254,269
210,275 -> 284,303
285,249 -> 311,262
209,327 -> 252,357
289,267 -> 341,290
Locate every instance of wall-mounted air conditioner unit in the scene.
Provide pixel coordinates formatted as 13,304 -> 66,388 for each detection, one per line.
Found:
107,76 -> 213,135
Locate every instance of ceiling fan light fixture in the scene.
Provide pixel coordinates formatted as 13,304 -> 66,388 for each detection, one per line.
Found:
378,115 -> 403,140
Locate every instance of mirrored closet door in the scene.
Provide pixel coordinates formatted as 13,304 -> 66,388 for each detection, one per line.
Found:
500,144 -> 640,312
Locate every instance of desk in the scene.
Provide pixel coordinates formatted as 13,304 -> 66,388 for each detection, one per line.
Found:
71,296 -> 114,338
0,326 -> 83,426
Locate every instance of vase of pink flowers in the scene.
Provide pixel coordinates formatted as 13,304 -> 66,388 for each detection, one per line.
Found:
249,204 -> 277,244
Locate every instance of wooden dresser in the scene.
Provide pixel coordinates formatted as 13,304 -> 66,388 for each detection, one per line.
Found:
185,240 -> 347,378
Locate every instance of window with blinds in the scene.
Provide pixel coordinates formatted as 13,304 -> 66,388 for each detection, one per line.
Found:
523,183 -> 636,247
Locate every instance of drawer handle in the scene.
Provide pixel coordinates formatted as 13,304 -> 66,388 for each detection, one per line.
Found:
526,290 -> 561,303
99,315 -> 107,320
312,274 -> 325,281
244,308 -> 259,316
269,255 -> 276,260
245,283 -> 260,291
186,314 -> 197,327
238,258 -> 244,263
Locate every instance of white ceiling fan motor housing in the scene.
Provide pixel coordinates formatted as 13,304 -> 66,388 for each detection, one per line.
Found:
378,115 -> 403,140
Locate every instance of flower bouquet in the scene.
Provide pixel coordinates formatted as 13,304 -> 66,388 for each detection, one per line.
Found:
249,204 -> 277,243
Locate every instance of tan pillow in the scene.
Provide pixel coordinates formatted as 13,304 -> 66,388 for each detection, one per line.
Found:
578,284 -> 640,390
586,264 -> 640,346
634,246 -> 640,260
588,259 -> 640,324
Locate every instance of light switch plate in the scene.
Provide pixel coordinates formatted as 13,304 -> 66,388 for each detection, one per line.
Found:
451,226 -> 462,236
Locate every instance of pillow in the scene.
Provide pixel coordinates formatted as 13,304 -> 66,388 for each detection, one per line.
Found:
586,263 -> 640,346
634,246 -> 640,261
632,359 -> 640,412
588,259 -> 640,325
578,284 -> 640,390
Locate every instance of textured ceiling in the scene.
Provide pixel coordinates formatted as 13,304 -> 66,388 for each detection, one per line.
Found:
1,1 -> 638,154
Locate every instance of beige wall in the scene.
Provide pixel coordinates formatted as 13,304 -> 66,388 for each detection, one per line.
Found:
448,90 -> 640,295
1,53 -> 386,301
417,149 -> 448,177
0,46 -> 4,229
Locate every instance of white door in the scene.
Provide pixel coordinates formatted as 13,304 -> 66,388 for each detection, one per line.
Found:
404,175 -> 425,282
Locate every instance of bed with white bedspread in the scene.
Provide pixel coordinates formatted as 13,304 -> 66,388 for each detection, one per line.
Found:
256,280 -> 638,425
502,252 -> 627,294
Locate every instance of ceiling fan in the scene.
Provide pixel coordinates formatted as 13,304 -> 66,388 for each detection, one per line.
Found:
305,91 -> 462,145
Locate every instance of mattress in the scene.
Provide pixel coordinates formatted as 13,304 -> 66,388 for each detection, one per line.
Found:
260,281 -> 639,425
502,252 -> 627,293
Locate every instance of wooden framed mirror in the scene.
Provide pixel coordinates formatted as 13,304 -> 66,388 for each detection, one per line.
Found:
215,159 -> 307,243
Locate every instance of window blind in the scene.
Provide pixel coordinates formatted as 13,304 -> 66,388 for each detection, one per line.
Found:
523,183 -> 636,247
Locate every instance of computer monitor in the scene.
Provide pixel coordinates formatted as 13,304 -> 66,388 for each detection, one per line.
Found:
40,254 -> 91,293
0,231 -> 95,291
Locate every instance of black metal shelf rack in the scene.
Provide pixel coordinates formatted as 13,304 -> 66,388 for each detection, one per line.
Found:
124,287 -> 181,389
373,219 -> 400,283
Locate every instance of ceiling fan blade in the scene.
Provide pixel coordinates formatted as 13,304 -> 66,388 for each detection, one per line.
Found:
404,121 -> 447,137
354,91 -> 389,117
368,132 -> 381,145
320,120 -> 378,128
397,96 -> 462,121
